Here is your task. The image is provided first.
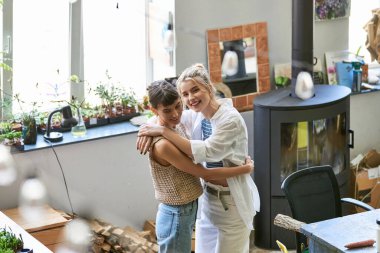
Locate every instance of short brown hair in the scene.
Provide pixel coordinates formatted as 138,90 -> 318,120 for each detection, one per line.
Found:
147,80 -> 180,109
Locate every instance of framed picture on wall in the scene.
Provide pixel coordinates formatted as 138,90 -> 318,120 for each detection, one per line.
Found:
325,50 -> 357,84
315,0 -> 351,21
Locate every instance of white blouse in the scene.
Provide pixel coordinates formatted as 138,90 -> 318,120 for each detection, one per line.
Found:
181,98 -> 260,230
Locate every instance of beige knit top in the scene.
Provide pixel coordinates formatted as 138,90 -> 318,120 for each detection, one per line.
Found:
148,124 -> 203,205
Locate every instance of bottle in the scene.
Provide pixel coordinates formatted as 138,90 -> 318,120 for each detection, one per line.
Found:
71,107 -> 87,137
351,60 -> 363,93
377,219 -> 380,253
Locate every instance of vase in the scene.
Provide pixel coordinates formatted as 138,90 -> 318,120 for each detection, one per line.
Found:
71,108 -> 87,137
22,117 -> 37,145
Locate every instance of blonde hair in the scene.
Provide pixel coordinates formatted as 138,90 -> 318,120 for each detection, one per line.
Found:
176,63 -> 216,98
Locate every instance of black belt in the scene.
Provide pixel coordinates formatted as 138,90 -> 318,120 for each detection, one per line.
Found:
204,185 -> 230,211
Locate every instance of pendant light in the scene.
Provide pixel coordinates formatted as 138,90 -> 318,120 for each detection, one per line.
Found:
56,218 -> 91,253
19,174 -> 48,224
163,12 -> 174,52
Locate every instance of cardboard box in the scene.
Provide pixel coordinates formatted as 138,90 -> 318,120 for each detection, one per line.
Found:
355,170 -> 380,209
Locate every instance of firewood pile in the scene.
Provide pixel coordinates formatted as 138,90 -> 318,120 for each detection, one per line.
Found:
89,219 -> 158,253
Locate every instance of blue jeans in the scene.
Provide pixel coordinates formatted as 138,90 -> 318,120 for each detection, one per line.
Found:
156,200 -> 197,253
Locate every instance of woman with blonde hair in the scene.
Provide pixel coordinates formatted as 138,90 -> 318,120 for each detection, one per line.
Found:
138,64 -> 260,253
143,79 -> 253,253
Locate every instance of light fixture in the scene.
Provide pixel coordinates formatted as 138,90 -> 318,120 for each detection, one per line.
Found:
56,218 -> 91,253
19,174 -> 48,224
0,145 -> 17,186
221,50 -> 239,76
44,105 -> 78,142
163,12 -> 174,52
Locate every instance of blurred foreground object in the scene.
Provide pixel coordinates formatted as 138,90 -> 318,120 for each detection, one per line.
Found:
0,145 -> 17,186
56,218 -> 91,253
19,175 -> 48,224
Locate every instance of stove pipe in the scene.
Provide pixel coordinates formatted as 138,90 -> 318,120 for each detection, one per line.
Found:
291,0 -> 314,97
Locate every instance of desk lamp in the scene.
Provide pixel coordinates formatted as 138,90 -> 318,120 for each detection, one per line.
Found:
44,105 -> 77,142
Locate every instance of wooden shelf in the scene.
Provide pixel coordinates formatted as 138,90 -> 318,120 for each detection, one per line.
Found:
0,211 -> 53,253
2,206 -> 70,252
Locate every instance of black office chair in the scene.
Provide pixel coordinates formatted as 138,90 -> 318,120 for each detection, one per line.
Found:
281,165 -> 374,253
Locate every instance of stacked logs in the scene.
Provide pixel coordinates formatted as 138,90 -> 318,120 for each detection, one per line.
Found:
89,219 -> 158,253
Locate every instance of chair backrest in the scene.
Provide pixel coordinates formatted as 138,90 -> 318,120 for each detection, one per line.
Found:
281,165 -> 342,252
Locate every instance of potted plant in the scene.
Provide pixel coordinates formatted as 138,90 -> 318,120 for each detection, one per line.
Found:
0,122 -> 23,151
94,85 -> 122,119
94,71 -> 124,122
82,105 -> 108,128
120,88 -> 140,121
0,226 -> 24,253
13,94 -> 39,145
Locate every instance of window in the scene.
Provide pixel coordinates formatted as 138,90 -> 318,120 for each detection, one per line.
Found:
82,0 -> 147,105
13,0 -> 70,113
349,0 -> 380,65
1,0 -> 150,117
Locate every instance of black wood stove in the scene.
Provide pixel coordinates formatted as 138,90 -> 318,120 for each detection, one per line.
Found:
253,0 -> 353,249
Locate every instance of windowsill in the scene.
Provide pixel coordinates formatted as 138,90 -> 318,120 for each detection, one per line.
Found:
351,83 -> 380,95
17,121 -> 140,153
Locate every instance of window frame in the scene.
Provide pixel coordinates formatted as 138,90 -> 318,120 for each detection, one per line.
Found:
1,0 -> 153,120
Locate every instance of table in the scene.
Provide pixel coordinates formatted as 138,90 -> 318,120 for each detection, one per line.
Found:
0,211 -> 53,253
300,209 -> 380,253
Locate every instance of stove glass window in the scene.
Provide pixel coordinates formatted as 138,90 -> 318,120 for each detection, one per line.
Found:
280,113 -> 347,182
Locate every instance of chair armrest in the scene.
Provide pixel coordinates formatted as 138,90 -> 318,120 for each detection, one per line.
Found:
341,197 -> 375,211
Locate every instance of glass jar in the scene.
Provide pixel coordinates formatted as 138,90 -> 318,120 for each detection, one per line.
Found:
71,108 -> 87,137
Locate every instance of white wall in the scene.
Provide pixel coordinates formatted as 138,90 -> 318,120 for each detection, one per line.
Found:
0,134 -> 157,230
174,0 -> 380,158
350,92 -> 380,157
174,0 -> 349,81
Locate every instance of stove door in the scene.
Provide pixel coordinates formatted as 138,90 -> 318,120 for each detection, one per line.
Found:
271,103 -> 349,196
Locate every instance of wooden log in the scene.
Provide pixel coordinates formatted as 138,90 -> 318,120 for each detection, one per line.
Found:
89,220 -> 105,234
143,220 -> 156,239
101,242 -> 111,252
273,214 -> 306,233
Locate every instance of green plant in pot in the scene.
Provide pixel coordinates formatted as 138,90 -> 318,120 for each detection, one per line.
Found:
13,94 -> 40,145
94,70 -> 123,119
275,76 -> 291,89
120,88 -> 138,115
0,226 -> 24,253
0,122 -> 22,147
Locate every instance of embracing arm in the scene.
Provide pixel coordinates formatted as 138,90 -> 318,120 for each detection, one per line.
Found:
138,124 -> 193,158
153,139 -> 253,180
